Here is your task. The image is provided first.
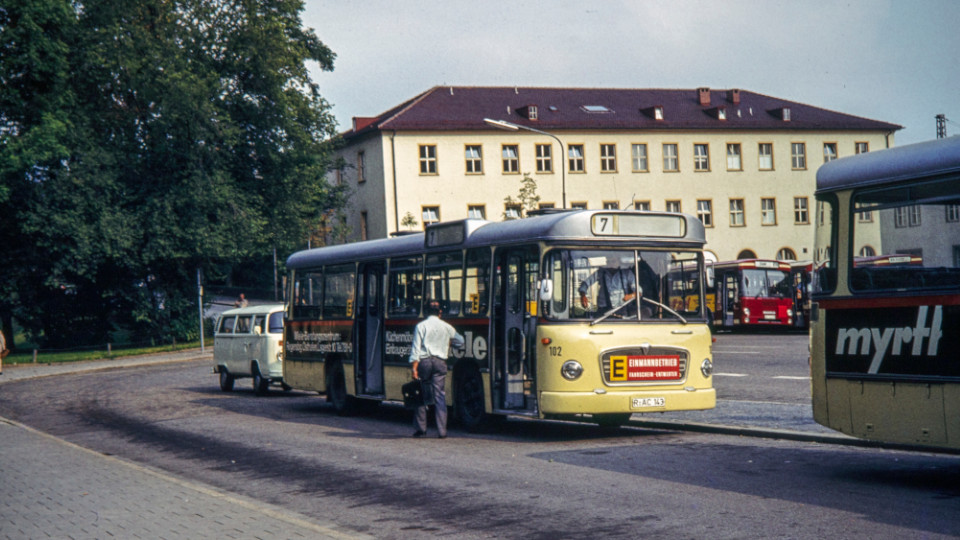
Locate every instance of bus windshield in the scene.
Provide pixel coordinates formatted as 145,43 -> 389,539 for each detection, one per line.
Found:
741,268 -> 791,298
544,249 -> 703,322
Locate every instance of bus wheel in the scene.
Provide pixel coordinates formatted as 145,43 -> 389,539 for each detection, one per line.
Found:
455,367 -> 487,431
327,362 -> 356,416
593,413 -> 631,427
252,365 -> 269,396
219,370 -> 234,392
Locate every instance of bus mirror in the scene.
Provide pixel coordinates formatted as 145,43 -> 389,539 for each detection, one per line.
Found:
539,279 -> 553,301
706,267 -> 715,289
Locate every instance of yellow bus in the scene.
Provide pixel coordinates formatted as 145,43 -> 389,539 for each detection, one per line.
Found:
811,135 -> 960,449
283,210 -> 715,430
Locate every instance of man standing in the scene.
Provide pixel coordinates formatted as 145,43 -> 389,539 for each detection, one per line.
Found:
409,301 -> 464,438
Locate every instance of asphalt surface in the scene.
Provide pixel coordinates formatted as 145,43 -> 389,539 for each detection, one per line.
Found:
0,347 -> 867,539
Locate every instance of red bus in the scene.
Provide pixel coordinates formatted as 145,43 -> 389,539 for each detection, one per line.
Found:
710,259 -> 794,329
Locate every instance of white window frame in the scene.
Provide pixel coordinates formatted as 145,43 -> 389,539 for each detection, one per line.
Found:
631,143 -> 648,172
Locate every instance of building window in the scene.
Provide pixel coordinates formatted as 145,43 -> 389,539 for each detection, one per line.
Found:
568,144 -> 585,173
954,246 -> 960,267
794,197 -> 809,224
663,143 -> 679,171
501,145 -> 519,174
855,142 -> 869,154
539,202 -> 555,210
895,205 -> 921,228
729,199 -> 745,227
791,142 -> 806,170
504,203 -> 522,220
860,245 -> 876,257
631,144 -> 648,172
666,200 -> 681,213
571,201 -> 588,210
633,200 -> 650,211
419,145 -> 437,175
823,143 -> 838,163
536,144 -> 552,173
694,144 -> 710,171
726,143 -> 742,170
360,211 -> 368,240
603,201 -> 619,210
758,143 -> 774,170
357,151 -> 366,183
528,105 -> 538,120
696,200 -> 713,227
422,206 -> 440,227
856,202 -> 873,223
947,204 -> 960,223
468,205 -> 486,219
600,144 -> 617,172
761,198 -> 777,225
464,145 -> 483,174
777,248 -> 796,261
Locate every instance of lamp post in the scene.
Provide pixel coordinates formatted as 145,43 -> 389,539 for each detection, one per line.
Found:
484,118 -> 567,209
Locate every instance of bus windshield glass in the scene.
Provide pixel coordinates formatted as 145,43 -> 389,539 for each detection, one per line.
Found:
851,177 -> 960,292
544,249 -> 703,322
741,268 -> 791,298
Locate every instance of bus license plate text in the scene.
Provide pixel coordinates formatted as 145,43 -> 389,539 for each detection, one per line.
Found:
631,397 -> 665,409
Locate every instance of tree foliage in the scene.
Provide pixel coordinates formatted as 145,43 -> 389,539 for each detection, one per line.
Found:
0,0 -> 345,347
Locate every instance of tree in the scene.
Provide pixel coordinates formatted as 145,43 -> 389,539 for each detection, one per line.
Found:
503,173 -> 540,219
401,212 -> 419,230
0,0 -> 345,347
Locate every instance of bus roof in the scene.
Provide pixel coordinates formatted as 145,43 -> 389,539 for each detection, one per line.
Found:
816,135 -> 960,195
286,210 -> 706,270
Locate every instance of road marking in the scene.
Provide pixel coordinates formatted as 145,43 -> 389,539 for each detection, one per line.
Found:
773,376 -> 811,380
714,373 -> 748,377
712,351 -> 765,354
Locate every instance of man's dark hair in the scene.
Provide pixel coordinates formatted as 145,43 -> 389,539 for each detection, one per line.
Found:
425,301 -> 442,316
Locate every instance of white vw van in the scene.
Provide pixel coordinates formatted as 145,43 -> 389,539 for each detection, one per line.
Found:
213,303 -> 287,395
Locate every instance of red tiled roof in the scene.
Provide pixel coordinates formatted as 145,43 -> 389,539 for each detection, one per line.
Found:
343,86 -> 901,138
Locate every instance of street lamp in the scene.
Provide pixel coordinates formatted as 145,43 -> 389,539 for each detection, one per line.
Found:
483,118 -> 567,209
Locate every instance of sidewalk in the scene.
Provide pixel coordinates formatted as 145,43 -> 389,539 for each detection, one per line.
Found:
0,350 -> 371,540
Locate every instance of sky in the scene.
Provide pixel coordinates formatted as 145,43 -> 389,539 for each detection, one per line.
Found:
301,0 -> 960,146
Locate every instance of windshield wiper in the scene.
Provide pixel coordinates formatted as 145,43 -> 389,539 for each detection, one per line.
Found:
590,296 -> 689,326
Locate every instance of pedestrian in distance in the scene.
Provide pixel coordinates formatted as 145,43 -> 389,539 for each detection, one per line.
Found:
409,301 -> 464,438
0,326 -> 8,376
234,293 -> 248,308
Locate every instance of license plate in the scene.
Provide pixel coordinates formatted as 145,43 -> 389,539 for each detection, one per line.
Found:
631,397 -> 665,409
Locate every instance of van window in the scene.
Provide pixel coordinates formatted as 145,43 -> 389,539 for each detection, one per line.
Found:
252,315 -> 266,333
236,315 -> 252,334
268,312 -> 284,333
218,316 -> 236,334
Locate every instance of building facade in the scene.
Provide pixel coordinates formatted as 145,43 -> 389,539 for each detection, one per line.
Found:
328,86 -> 900,261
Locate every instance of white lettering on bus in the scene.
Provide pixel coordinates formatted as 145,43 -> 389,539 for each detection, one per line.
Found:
834,306 -> 943,373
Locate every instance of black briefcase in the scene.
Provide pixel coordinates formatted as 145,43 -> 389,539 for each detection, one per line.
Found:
402,379 -> 427,409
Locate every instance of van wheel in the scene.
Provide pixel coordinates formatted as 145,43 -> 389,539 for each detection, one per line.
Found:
219,370 -> 234,392
252,365 -> 269,396
455,366 -> 488,432
327,362 -> 356,415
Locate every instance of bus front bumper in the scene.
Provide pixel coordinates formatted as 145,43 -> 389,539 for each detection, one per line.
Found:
539,387 -> 716,416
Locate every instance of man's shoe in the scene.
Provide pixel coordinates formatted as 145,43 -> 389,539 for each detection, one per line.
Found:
438,434 -> 447,439
412,430 -> 426,438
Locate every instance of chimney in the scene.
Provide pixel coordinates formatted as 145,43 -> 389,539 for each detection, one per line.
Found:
352,117 -> 377,132
729,89 -> 741,105
698,87 -> 711,106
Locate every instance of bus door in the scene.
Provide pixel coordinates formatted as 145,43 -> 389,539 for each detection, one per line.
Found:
493,246 -> 538,411
356,262 -> 385,396
721,271 -> 738,326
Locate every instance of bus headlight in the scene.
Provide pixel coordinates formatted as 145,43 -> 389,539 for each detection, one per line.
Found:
700,358 -> 713,378
561,360 -> 583,380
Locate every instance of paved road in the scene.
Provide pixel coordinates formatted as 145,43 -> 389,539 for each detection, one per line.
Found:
0,351 -> 370,540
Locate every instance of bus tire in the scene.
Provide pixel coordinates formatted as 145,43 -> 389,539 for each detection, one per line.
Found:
327,361 -> 356,416
219,369 -> 234,392
594,413 -> 631,427
252,364 -> 269,396
455,365 -> 487,432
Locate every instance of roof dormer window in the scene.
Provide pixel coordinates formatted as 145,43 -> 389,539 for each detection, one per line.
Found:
528,105 -> 538,120
718,107 -> 727,121
654,106 -> 664,120
582,105 -> 611,113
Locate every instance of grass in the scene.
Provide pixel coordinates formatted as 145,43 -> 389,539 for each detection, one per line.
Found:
3,340 -> 208,366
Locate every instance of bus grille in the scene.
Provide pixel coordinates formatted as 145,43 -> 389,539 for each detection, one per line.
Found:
600,347 -> 688,385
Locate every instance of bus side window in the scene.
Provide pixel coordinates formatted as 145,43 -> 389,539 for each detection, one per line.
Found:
324,264 -> 356,319
465,249 -> 491,315
292,271 -> 323,319
426,251 -> 464,317
389,257 -> 423,318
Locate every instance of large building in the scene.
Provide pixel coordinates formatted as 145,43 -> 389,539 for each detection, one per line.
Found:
327,86 -> 900,261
